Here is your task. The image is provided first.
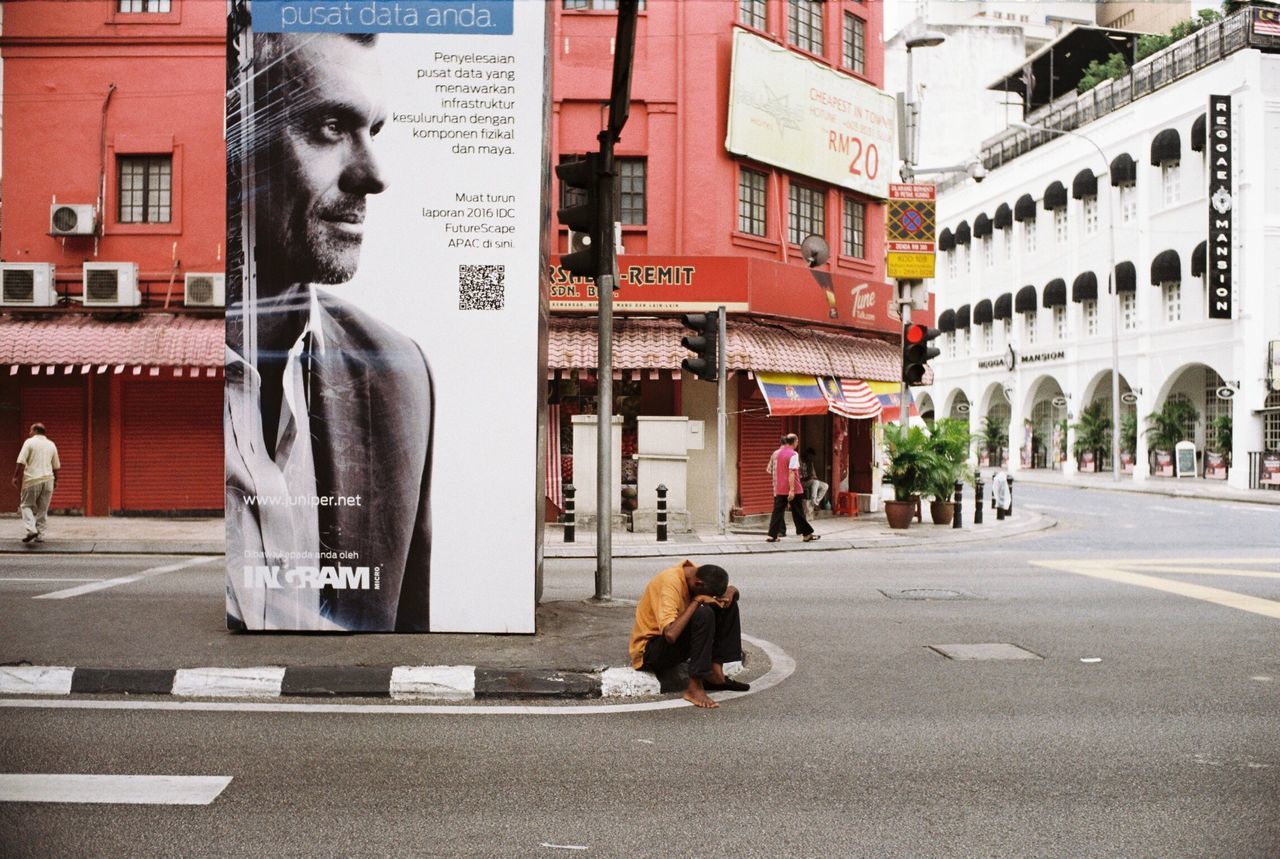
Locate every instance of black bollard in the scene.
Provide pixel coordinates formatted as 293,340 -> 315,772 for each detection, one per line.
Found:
1006,476 -> 1015,516
656,484 -> 668,542
952,480 -> 963,529
974,476 -> 984,525
563,484 -> 575,543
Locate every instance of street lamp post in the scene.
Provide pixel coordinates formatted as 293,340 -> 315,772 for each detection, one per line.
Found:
1013,122 -> 1121,482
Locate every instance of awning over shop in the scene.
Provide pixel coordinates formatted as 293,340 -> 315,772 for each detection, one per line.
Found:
973,213 -> 993,239
1115,261 -> 1137,293
1042,278 -> 1067,308
954,221 -> 972,245
973,299 -> 993,326
937,309 -> 956,332
1191,240 -> 1207,277
1150,128 -> 1181,165
1014,194 -> 1037,222
954,304 -> 971,330
755,372 -> 828,417
1191,113 -> 1207,152
822,377 -> 883,420
1072,168 -> 1098,200
938,227 -> 955,252
1109,152 -> 1137,186
1072,271 -> 1098,303
0,314 -> 223,374
1151,249 -> 1181,285
993,203 -> 1013,230
993,293 -> 1013,320
1015,285 -> 1038,313
1043,181 -> 1068,211
866,380 -> 918,424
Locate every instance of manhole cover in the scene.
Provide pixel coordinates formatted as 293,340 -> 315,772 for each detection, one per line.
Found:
879,588 -> 978,600
928,643 -> 1043,661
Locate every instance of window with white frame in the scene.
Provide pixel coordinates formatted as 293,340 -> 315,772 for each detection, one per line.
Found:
946,331 -> 956,358
1162,161 -> 1181,205
1083,196 -> 1099,236
1264,391 -> 1280,451
982,323 -> 993,352
1120,185 -> 1137,223
842,12 -> 866,75
1053,207 -> 1068,244
1120,291 -> 1138,330
1002,318 -> 1012,344
1083,299 -> 1098,336
983,236 -> 994,267
1053,305 -> 1066,340
841,197 -> 865,258
1023,311 -> 1037,344
1003,228 -> 1014,261
964,246 -> 971,273
787,182 -> 825,245
1162,282 -> 1181,323
1024,220 -> 1037,253
948,250 -> 957,278
787,0 -> 825,55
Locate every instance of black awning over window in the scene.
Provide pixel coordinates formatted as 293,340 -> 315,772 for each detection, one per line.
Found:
1072,168 -> 1098,199
974,299 -> 993,325
937,309 -> 956,332
1151,249 -> 1181,285
1115,261 -> 1136,294
1191,240 -> 1207,277
1042,278 -> 1067,308
993,292 -> 1013,320
1109,152 -> 1137,186
938,227 -> 955,252
1191,113 -> 1206,153
954,220 -> 971,245
993,202 -> 1013,230
1015,285 -> 1038,313
1150,128 -> 1181,165
1014,193 -> 1037,222
1072,272 -> 1098,303
1043,181 -> 1068,210
955,304 -> 971,330
973,212 -> 992,238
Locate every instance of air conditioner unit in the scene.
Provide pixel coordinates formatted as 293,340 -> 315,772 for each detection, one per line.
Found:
184,273 -> 225,308
82,262 -> 140,307
50,204 -> 97,237
0,263 -> 58,307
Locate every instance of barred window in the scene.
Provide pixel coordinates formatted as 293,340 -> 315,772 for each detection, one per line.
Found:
739,0 -> 767,29
1023,310 -> 1037,345
788,183 -> 825,245
1120,291 -> 1138,330
841,197 -> 865,257
842,13 -> 865,74
1162,161 -> 1181,205
982,323 -> 993,353
118,155 -> 171,223
563,0 -> 646,10
617,158 -> 646,225
1162,282 -> 1181,323
1083,196 -> 1098,235
787,0 -> 824,55
738,168 -> 768,236
1263,391 -> 1280,451
1054,207 -> 1068,244
1023,220 -> 1037,253
1053,305 -> 1066,340
1120,185 -> 1137,223
118,0 -> 171,11
1083,299 -> 1098,336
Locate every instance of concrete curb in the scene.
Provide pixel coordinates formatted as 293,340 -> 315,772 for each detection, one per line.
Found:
0,541 -> 224,555
1010,475 -> 1280,506
0,661 -> 745,701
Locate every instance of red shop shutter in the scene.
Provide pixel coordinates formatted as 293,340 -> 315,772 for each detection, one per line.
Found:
121,377 -> 223,511
737,409 -> 784,516
21,383 -> 87,512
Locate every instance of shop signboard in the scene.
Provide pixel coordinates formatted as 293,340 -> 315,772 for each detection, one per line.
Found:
1021,419 -> 1033,469
1207,94 -> 1233,320
1175,441 -> 1197,478
225,0 -> 547,633
1205,451 -> 1228,480
1154,450 -> 1174,477
1120,451 -> 1134,474
1260,453 -> 1280,487
1080,451 -> 1095,473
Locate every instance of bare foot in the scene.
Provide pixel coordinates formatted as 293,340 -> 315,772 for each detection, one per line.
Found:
707,664 -> 728,685
683,679 -> 719,709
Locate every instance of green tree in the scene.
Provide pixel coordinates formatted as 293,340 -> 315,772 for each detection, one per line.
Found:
1120,411 -> 1138,455
1078,53 -> 1130,94
1144,398 -> 1200,464
923,418 -> 973,501
978,413 -> 1008,466
1210,414 -> 1233,461
1071,401 -> 1112,469
882,423 -> 940,502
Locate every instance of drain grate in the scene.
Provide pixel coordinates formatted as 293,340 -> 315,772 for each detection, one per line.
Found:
928,643 -> 1043,661
879,588 -> 980,601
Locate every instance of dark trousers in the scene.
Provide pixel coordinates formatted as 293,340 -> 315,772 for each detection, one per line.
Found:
641,600 -> 742,681
768,494 -> 813,538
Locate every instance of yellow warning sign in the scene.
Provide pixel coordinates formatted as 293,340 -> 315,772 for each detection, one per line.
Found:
887,251 -> 936,280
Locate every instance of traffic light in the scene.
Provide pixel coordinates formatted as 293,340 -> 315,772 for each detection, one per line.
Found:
902,322 -> 941,386
555,154 -> 603,278
680,311 -> 720,383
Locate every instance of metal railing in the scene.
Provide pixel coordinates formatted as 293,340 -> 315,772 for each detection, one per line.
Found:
1248,451 -> 1280,491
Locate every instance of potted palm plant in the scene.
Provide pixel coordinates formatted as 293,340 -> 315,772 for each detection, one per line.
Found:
1145,399 -> 1199,475
882,423 -> 936,529
1071,402 -> 1111,472
977,414 -> 1007,469
924,418 -> 972,525
1120,411 -> 1138,472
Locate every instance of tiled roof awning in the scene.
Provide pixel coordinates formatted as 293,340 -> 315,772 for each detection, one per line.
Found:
993,203 -> 1013,230
973,213 -> 992,239
0,315 -> 223,368
993,293 -> 1013,320
937,309 -> 956,332
1014,194 -> 1037,222
1151,249 -> 1181,285
1191,113 -> 1207,152
1015,285 -> 1038,313
1072,168 -> 1098,199
1072,272 -> 1098,303
547,317 -> 902,382
1109,152 -> 1137,186
1115,261 -> 1137,294
1043,181 -> 1068,211
973,299 -> 993,326
1042,278 -> 1067,308
1191,240 -> 1207,277
1150,128 -> 1181,165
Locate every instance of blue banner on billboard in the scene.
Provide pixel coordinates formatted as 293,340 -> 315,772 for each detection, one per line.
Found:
252,0 -> 513,35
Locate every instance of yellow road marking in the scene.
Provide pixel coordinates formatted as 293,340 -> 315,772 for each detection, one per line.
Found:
1033,560 -> 1280,621
1118,566 -> 1280,579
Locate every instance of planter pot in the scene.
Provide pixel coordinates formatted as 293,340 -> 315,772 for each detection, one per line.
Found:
884,499 -> 915,530
929,500 -> 955,526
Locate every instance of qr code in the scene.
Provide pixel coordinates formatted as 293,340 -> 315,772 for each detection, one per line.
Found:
458,264 -> 505,310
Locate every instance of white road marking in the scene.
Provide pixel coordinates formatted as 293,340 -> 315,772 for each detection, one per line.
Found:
0,666 -> 74,695
1129,566 -> 1280,579
0,577 -> 99,583
1151,505 -> 1196,515
540,845 -> 588,851
1033,560 -> 1280,621
1220,504 -> 1280,514
0,774 -> 231,805
1022,504 -> 1105,516
34,557 -> 217,600
0,635 -> 795,716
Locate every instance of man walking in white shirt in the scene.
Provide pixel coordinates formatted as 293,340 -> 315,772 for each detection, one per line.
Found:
12,423 -> 60,543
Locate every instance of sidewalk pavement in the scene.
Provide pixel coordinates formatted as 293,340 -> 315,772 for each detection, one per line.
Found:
1006,468 -> 1280,505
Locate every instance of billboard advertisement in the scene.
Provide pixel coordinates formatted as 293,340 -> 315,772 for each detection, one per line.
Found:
726,29 -> 895,199
225,0 -> 548,633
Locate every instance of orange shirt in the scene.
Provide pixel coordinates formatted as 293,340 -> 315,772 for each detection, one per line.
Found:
629,560 -> 692,668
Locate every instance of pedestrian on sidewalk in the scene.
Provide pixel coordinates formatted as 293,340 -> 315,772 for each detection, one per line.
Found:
765,434 -> 788,536
629,559 -> 749,710
766,433 -> 818,542
12,423 -> 60,544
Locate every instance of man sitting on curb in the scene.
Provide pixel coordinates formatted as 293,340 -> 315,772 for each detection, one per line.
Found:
629,559 -> 749,710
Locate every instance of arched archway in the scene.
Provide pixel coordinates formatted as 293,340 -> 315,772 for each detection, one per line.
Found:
978,382 -> 1011,468
945,388 -> 970,420
1079,370 -> 1135,472
1150,363 -> 1229,473
1021,374 -> 1066,469
917,391 -> 936,423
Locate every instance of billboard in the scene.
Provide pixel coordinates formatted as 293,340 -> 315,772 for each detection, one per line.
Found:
726,29 -> 895,199
225,0 -> 548,633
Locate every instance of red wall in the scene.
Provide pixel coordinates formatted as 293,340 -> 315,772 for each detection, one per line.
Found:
0,0 -> 226,300
552,0 -> 887,328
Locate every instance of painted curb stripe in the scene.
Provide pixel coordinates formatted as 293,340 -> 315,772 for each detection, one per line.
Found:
390,665 -> 475,700
171,667 -> 285,698
0,666 -> 74,695
0,774 -> 231,805
71,668 -> 175,695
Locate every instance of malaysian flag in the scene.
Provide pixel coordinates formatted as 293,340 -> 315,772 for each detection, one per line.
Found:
546,403 -> 564,510
1255,8 -> 1280,38
821,377 -> 884,420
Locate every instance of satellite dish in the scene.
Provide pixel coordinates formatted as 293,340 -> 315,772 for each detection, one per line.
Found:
1216,385 -> 1236,400
800,235 -> 830,268
1120,391 -> 1139,405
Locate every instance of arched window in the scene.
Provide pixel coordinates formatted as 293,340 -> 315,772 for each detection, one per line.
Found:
1265,391 -> 1280,452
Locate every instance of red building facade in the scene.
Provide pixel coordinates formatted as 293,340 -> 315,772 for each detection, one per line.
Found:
549,0 -> 917,521
1,1 -> 224,515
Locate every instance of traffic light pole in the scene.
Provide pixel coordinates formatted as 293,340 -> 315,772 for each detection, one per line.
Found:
899,281 -> 913,431
717,306 -> 727,536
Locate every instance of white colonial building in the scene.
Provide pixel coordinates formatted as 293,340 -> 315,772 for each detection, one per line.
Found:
922,8 -> 1280,491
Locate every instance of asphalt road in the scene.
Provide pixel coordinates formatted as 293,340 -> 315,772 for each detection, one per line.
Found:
2,485 -> 1278,857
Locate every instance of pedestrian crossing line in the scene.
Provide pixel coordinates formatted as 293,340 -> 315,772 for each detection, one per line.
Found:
0,774 -> 231,805
34,557 -> 217,600
1032,560 -> 1280,621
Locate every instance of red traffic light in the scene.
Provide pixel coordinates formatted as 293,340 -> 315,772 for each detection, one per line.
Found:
905,323 -> 927,345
